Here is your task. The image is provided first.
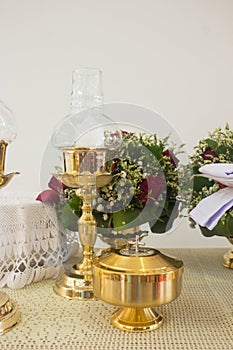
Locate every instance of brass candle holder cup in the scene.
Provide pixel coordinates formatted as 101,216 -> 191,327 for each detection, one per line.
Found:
92,237 -> 184,332
53,147 -> 113,300
0,139 -> 20,335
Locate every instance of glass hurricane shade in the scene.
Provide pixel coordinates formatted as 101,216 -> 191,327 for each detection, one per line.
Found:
52,67 -> 107,149
0,100 -> 17,143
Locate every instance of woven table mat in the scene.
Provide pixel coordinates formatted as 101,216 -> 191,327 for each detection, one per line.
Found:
0,248 -> 232,350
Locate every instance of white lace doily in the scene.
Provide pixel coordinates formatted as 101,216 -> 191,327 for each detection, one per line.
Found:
0,192 -> 78,289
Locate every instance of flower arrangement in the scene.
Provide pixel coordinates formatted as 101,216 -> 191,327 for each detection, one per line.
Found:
38,130 -> 184,237
189,124 -> 233,237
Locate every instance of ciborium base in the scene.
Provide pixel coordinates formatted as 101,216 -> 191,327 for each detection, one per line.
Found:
0,292 -> 21,335
110,307 -> 163,332
223,249 -> 233,269
53,266 -> 97,300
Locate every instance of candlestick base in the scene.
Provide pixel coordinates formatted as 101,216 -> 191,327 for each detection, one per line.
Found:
0,292 -> 21,335
223,249 -> 233,269
53,264 -> 97,300
223,237 -> 233,269
53,268 -> 96,300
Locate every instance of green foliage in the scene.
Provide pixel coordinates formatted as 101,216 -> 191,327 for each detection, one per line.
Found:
60,131 -> 183,236
190,124 -> 233,238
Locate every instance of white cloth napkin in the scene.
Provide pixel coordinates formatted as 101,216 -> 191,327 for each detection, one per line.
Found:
198,163 -> 233,187
190,163 -> 233,229
189,187 -> 233,230
199,163 -> 233,177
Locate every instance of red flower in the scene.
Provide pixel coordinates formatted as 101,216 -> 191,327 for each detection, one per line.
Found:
219,183 -> 227,189
162,149 -> 179,169
36,176 -> 66,204
48,175 -> 66,192
137,174 -> 166,205
36,189 -> 60,204
201,147 -> 218,161
111,159 -> 118,171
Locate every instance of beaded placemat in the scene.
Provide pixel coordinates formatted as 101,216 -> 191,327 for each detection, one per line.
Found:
0,249 -> 232,350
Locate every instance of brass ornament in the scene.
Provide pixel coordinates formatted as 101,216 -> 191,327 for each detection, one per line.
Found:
223,237 -> 233,269
0,141 -> 19,188
0,292 -> 20,335
54,147 -> 112,300
0,140 -> 20,334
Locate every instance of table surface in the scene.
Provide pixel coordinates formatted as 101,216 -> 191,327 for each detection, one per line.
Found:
0,248 -> 232,350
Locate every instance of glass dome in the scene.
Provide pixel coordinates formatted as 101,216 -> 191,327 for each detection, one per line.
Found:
52,67 -> 105,149
52,106 -> 121,149
0,100 -> 17,143
40,103 -> 192,243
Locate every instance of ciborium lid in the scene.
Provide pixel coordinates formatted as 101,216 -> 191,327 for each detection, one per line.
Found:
95,237 -> 183,276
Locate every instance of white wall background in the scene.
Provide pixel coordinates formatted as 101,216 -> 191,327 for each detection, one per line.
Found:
0,0 -> 232,248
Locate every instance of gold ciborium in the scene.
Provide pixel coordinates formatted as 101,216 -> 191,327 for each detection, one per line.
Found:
92,236 -> 183,332
53,147 -> 113,300
0,139 -> 20,334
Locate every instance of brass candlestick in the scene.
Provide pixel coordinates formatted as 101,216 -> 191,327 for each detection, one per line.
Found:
0,139 -> 20,335
53,148 -> 112,300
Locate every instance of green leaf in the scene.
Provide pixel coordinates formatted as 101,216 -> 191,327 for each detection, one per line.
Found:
193,175 -> 214,192
205,138 -> 218,150
61,203 -> 78,229
216,145 -> 227,155
69,194 -> 82,211
205,138 -> 227,155
199,214 -> 233,238
113,208 -> 141,229
150,218 -> 168,233
150,200 -> 179,233
226,213 -> 233,235
199,226 -> 216,237
146,145 -> 163,161
94,211 -> 113,230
